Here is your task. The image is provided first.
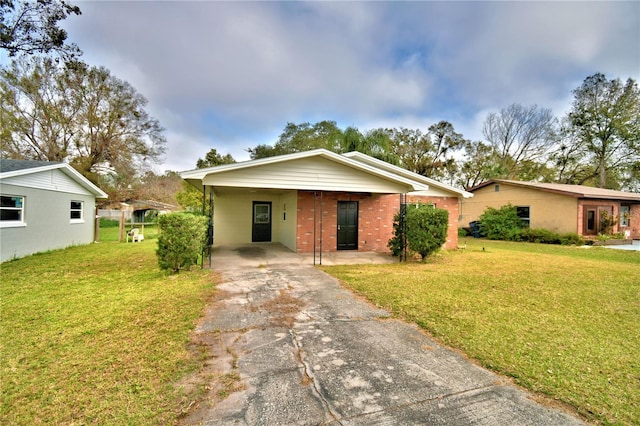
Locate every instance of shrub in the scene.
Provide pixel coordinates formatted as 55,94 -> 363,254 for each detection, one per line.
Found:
478,204 -> 524,240
515,228 -> 584,246
389,204 -> 449,260
156,213 -> 207,273
559,232 -> 585,246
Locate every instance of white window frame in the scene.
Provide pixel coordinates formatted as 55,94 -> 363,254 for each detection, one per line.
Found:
70,200 -> 84,223
0,194 -> 26,228
620,205 -> 630,227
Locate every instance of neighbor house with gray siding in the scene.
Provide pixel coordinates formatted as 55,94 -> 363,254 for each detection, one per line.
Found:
0,160 -> 108,262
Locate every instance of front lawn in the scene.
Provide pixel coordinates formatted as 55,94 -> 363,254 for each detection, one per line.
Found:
1,230 -> 215,425
322,240 -> 640,425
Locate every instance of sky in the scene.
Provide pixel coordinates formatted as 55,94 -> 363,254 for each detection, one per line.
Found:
22,1 -> 640,172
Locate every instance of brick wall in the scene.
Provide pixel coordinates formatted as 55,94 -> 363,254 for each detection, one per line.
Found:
296,191 -> 460,253
629,204 -> 640,239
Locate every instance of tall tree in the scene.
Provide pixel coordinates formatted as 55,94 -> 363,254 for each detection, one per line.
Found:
456,140 -> 502,189
196,148 -> 235,168
248,120 -> 343,159
389,121 -> 465,180
482,103 -> 557,179
1,0 -> 81,59
1,56 -> 166,189
341,126 -> 399,164
567,73 -> 640,189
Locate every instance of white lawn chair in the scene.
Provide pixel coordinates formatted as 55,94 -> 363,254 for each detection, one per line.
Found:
127,228 -> 144,242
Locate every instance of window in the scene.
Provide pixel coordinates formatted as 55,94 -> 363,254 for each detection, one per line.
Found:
494,184 -> 500,192
1,195 -> 25,226
254,204 -> 270,224
516,206 -> 530,228
620,205 -> 630,227
70,201 -> 84,223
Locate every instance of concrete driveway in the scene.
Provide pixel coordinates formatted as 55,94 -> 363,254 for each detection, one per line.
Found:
182,244 -> 584,425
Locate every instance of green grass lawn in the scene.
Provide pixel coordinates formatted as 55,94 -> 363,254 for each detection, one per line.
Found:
322,239 -> 640,425
1,227 -> 215,425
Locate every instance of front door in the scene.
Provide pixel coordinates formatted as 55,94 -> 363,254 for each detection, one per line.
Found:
583,205 -> 614,235
337,201 -> 358,250
252,201 -> 272,242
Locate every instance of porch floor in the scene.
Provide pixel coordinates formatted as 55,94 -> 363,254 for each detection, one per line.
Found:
207,243 -> 398,269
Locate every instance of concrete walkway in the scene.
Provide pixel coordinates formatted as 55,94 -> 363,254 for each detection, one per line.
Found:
183,244 -> 584,425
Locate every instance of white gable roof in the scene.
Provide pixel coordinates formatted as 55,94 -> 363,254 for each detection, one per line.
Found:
0,161 -> 108,198
342,151 -> 473,198
181,149 -> 430,194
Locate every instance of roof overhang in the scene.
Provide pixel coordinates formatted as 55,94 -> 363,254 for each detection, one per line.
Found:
343,151 -> 473,198
180,149 -> 430,194
471,179 -> 640,202
0,163 -> 108,198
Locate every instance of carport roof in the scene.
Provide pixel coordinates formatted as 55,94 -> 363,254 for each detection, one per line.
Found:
180,149 -> 431,193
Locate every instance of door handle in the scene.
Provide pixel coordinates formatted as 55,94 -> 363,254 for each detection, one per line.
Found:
337,225 -> 341,231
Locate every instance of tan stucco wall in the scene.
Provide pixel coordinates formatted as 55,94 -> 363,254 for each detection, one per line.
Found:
461,183 -> 578,233
212,190 -> 297,251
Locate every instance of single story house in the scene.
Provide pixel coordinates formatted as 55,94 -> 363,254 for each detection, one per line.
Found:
462,179 -> 640,239
180,149 -> 472,258
0,160 -> 108,262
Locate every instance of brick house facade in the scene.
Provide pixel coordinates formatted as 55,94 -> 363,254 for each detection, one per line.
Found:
181,149 -> 472,258
296,191 -> 461,253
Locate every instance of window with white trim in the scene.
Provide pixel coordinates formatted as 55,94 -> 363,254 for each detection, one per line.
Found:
620,205 -> 630,227
1,195 -> 25,226
70,200 -> 84,223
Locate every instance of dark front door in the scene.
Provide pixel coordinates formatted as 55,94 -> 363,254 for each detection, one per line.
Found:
337,201 -> 358,250
252,201 -> 272,242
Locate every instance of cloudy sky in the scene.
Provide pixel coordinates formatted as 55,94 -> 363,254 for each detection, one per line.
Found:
54,1 -> 640,172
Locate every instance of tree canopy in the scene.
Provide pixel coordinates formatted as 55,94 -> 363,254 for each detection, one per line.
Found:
1,56 -> 166,196
567,73 -> 640,189
1,0 -> 81,59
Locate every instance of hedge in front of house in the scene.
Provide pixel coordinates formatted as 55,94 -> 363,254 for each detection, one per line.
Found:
514,228 -> 585,246
156,213 -> 208,273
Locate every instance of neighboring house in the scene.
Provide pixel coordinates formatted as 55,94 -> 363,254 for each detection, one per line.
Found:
0,160 -> 108,262
180,149 -> 472,256
462,179 -> 640,239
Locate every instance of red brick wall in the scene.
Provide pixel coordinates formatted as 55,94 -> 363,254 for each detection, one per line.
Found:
629,204 -> 640,239
296,191 -> 460,253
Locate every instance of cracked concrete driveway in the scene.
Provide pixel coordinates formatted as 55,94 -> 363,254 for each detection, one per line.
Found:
182,244 -> 584,425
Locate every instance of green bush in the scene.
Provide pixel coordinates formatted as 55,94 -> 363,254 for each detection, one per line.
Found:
559,232 -> 585,246
511,228 -> 585,246
156,213 -> 207,273
479,204 -> 524,240
389,204 -> 449,260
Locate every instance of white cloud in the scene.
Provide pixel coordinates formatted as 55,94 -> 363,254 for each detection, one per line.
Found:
55,1 -> 639,173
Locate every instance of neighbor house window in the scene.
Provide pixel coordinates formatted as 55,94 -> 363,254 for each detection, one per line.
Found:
1,195 -> 25,227
620,205 -> 630,227
516,206 -> 530,228
494,184 -> 500,192
70,201 -> 84,223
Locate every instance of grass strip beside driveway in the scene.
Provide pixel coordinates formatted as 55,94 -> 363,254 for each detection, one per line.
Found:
1,233 -> 215,425
322,240 -> 640,425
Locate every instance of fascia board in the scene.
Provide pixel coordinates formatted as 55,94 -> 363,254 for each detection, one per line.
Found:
181,149 -> 429,192
343,151 -> 473,198
1,163 -> 108,198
